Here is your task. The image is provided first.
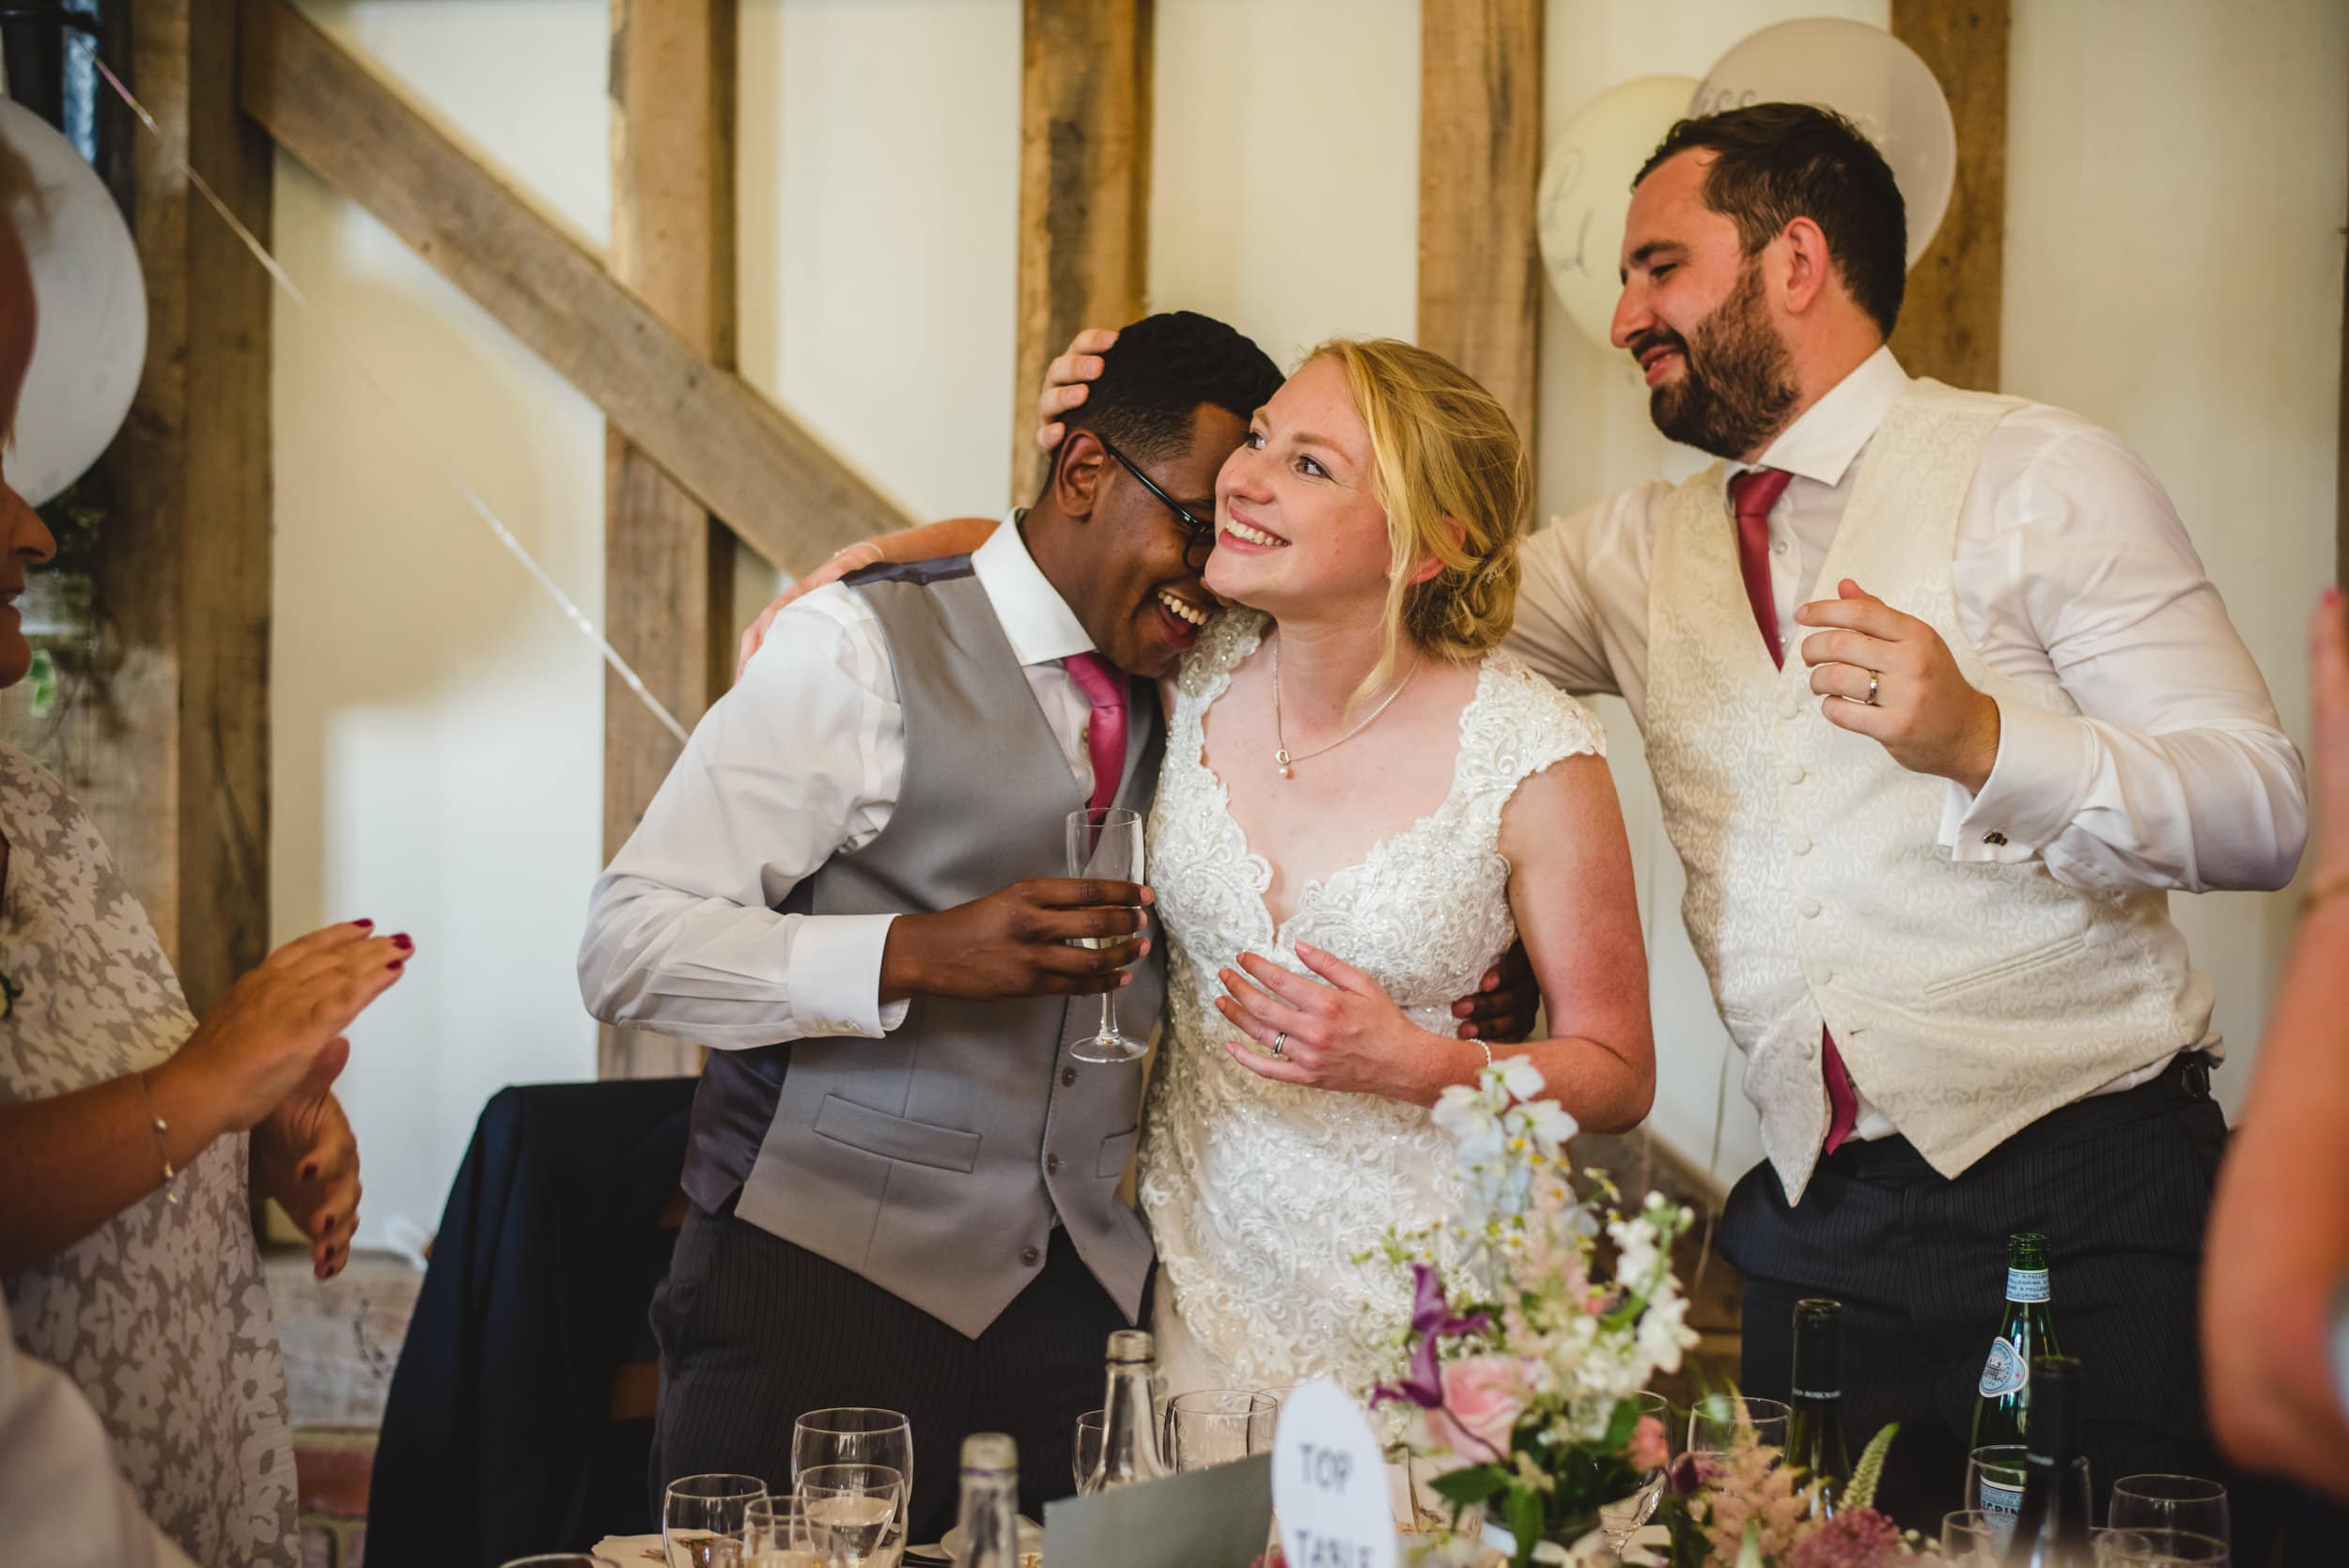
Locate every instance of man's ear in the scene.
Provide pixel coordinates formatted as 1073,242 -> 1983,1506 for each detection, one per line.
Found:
1052,429 -> 1110,520
1778,216 -> 1835,317
1406,514 -> 1468,586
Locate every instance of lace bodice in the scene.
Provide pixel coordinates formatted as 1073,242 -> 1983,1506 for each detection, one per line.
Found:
0,747 -> 297,1567
1136,612 -> 1604,1400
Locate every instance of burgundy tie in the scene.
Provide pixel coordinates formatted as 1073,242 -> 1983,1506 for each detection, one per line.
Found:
1728,468 -> 1860,1154
1061,652 -> 1128,813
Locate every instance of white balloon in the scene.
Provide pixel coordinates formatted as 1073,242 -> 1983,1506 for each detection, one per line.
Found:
0,98 -> 148,508
1538,75 -> 1700,349
1693,19 -> 1956,268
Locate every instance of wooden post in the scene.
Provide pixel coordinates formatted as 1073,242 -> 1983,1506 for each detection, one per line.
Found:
1013,0 -> 1151,503
1417,0 -> 1543,453
599,0 -> 737,1079
65,0 -> 274,1014
1889,0 -> 2009,391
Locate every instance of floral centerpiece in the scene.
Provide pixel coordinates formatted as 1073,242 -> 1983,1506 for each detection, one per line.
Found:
1375,1059 -> 1925,1568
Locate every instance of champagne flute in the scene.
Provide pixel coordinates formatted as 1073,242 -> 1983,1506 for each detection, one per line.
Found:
1073,1409 -> 1107,1496
1066,807 -> 1146,1063
791,1408 -> 915,1524
1599,1391 -> 1675,1547
664,1474 -> 768,1568
798,1464 -> 907,1568
2109,1475 -> 2230,1545
1164,1389 -> 1277,1471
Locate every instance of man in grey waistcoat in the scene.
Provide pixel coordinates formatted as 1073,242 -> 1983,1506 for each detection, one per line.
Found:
578,313 -> 1283,1534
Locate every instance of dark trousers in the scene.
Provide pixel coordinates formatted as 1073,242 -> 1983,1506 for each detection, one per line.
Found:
1721,1055 -> 2232,1538
647,1201 -> 1132,1544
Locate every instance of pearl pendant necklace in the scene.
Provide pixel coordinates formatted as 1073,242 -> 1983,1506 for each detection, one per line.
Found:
1271,632 -> 1420,779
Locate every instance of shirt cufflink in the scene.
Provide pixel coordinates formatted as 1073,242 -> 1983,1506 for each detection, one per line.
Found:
786,913 -> 902,1037
1942,696 -> 2094,862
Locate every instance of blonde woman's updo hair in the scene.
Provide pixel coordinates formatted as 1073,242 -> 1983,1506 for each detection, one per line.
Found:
1306,337 -> 1528,703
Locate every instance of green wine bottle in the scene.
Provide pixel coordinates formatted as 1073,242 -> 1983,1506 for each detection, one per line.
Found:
2002,1356 -> 2092,1567
1787,1297 -> 1853,1517
1970,1234 -> 2061,1526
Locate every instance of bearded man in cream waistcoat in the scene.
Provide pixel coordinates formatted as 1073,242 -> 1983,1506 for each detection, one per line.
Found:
1501,105 -> 2307,1529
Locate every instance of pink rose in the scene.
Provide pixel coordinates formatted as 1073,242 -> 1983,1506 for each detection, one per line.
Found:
1626,1413 -> 1670,1473
1428,1355 -> 1525,1460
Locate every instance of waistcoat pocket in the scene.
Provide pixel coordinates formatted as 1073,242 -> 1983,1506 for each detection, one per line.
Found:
1921,930 -> 2092,1001
812,1094 -> 982,1172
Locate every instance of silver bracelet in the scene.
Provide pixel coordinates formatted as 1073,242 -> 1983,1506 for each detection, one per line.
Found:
136,1070 -> 179,1205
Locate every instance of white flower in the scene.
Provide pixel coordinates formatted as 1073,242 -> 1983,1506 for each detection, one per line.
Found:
1636,1290 -> 1695,1374
1518,1099 -> 1578,1153
1494,1054 -> 1547,1103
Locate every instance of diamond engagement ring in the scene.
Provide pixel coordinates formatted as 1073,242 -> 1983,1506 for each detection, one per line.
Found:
1270,1031 -> 1288,1060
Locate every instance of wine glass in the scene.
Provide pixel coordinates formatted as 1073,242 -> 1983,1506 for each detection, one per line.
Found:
1965,1442 -> 2030,1553
1686,1393 -> 1789,1457
742,1497 -> 823,1568
1066,807 -> 1146,1063
664,1473 -> 768,1568
500,1558 -> 621,1567
797,1463 -> 907,1568
1073,1409 -> 1107,1496
1164,1389 -> 1277,1471
1939,1510 -> 2001,1566
2109,1475 -> 2230,1545
1598,1392 -> 1674,1548
791,1408 -> 915,1519
2094,1529 -> 2228,1565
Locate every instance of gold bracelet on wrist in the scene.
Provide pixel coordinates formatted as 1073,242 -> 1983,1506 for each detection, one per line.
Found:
136,1070 -> 180,1206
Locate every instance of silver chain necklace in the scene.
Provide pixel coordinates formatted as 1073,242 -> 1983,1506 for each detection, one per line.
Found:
1271,632 -> 1421,779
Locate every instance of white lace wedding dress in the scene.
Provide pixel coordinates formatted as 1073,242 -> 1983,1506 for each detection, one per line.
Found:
1136,611 -> 1605,1403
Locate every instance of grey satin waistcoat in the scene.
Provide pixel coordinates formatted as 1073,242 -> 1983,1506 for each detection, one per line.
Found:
680,554 -> 1166,1339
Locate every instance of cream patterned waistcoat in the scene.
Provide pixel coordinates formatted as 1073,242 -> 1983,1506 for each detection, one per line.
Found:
1643,379 -> 2211,1203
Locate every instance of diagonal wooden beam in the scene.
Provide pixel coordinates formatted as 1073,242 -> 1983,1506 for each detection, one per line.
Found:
1014,0 -> 1152,505
599,0 -> 736,1079
238,0 -> 913,574
1890,0 -> 2009,391
1418,0 -> 1544,455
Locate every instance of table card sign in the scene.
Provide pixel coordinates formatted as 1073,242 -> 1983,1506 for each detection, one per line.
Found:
1041,1452 -> 1272,1568
1272,1379 -> 1395,1568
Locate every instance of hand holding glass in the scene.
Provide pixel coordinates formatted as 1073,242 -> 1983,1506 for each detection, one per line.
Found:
1066,808 -> 1146,1063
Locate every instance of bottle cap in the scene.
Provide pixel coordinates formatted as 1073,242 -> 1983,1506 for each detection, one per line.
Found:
1107,1328 -> 1155,1365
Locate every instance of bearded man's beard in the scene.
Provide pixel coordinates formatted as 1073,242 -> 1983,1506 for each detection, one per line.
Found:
1640,262 -> 1800,459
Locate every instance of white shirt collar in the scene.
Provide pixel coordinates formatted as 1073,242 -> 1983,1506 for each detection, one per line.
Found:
972,508 -> 1096,668
1731,344 -> 1911,489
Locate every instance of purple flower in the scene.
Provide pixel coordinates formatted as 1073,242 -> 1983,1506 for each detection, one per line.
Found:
1788,1509 -> 1902,1568
1371,1265 -> 1489,1410
1409,1263 -> 1490,1339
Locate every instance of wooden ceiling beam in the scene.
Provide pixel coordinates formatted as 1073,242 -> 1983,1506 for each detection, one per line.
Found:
239,0 -> 913,576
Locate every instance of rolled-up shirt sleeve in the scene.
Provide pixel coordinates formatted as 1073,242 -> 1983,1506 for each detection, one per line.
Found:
577,589 -> 913,1047
1938,422 -> 2308,893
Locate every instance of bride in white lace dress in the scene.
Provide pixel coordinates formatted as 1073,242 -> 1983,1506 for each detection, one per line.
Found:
1134,340 -> 1654,1401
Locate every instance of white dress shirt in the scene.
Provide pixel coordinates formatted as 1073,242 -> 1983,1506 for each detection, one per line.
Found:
1508,348 -> 2306,1137
0,1287 -> 196,1568
580,516 -> 1106,1046
1512,347 -> 2305,894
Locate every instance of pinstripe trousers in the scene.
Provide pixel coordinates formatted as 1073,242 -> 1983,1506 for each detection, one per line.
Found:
647,1200 -> 1133,1543
1721,1055 -> 2234,1536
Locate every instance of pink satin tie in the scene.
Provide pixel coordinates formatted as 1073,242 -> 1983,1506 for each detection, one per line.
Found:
1061,652 -> 1128,813
1729,468 -> 1859,1155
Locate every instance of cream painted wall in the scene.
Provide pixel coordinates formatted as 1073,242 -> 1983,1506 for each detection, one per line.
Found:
269,1 -> 2345,1242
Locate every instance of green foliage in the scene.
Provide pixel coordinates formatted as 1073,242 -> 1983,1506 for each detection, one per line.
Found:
1841,1423 -> 1899,1514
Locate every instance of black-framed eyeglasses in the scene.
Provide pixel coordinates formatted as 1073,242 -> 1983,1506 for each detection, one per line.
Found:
1095,435 -> 1218,547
